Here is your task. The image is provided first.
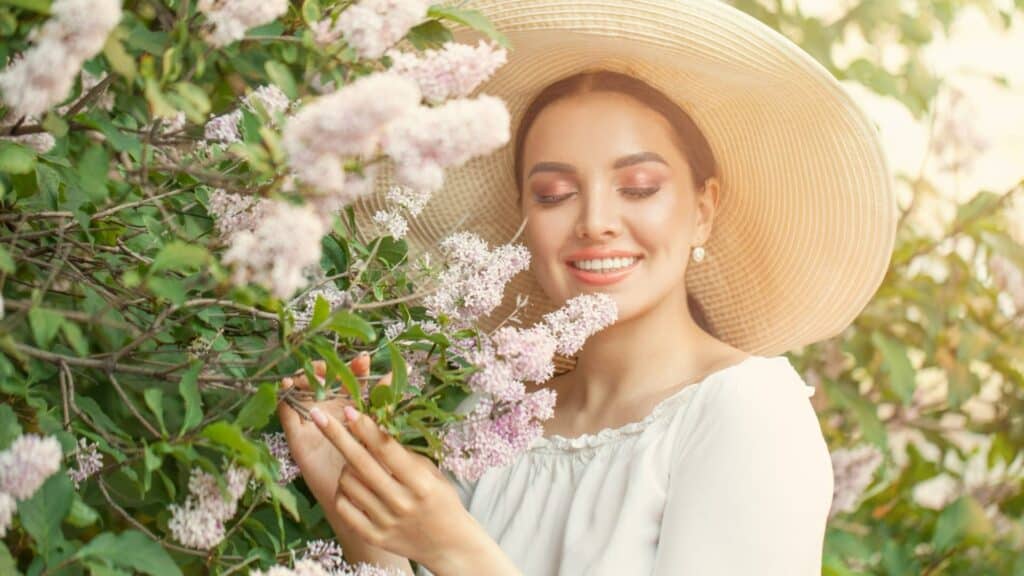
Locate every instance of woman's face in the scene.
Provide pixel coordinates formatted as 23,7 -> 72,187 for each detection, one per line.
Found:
519,91 -> 717,321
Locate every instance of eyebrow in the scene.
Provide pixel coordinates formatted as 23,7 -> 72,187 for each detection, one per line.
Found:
527,151 -> 669,178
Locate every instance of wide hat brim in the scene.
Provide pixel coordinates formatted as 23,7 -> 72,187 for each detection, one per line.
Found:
352,0 -> 898,361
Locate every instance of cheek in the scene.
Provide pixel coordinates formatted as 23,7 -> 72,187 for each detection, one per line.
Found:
629,191 -> 690,249
524,208 -> 573,261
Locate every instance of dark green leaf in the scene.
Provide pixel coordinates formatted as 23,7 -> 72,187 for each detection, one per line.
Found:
406,20 -> 453,50
178,362 -> 204,436
267,482 -> 300,522
150,241 -> 210,274
65,495 -> 100,527
18,472 -> 73,558
76,530 -> 183,576
325,310 -> 376,342
0,404 -> 22,451
143,388 -> 167,436
60,321 -> 89,356
0,245 -> 14,273
29,307 -> 64,348
387,342 -> 408,396
235,382 -> 278,429
201,421 -> 261,463
932,495 -> 993,552
427,5 -> 509,48
0,141 -> 37,174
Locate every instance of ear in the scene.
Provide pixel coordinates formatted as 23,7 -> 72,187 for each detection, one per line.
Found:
694,177 -> 720,245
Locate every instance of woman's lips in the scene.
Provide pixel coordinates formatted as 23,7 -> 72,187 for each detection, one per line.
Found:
565,258 -> 641,286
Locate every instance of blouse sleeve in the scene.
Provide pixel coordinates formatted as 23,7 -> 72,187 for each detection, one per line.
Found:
652,362 -> 834,575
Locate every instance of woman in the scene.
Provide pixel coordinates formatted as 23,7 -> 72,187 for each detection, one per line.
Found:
277,0 -> 897,574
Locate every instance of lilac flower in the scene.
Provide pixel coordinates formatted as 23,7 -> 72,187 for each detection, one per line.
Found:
372,209 -> 408,240
460,342 -> 524,402
491,325 -> 558,384
283,72 -> 421,197
168,464 -> 251,550
302,539 -> 346,571
244,84 -> 292,118
424,232 -> 530,326
828,444 -> 883,519
222,201 -> 326,298
207,188 -> 272,239
204,110 -> 243,144
335,0 -> 430,60
441,389 -> 556,482
542,293 -> 619,356
0,0 -> 122,118
198,0 -> 288,47
0,433 -> 63,501
990,254 -> 1024,310
382,95 -> 511,193
388,41 -> 507,104
1,131 -> 55,154
0,493 -> 15,538
385,185 -> 431,217
67,437 -> 103,489
290,285 -> 355,331
203,84 -> 291,146
252,557 -> 405,576
262,432 -> 301,485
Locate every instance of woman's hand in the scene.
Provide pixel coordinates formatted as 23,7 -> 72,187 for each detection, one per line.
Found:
308,403 -> 519,575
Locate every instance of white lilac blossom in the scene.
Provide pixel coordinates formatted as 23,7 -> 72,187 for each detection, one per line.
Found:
440,388 -> 557,482
372,209 -> 409,239
0,433 -> 64,501
382,94 -> 511,193
990,254 -> 1024,310
290,285 -> 354,330
0,492 -> 15,537
1,131 -> 56,154
542,293 -> 619,356
168,464 -> 251,550
262,432 -> 301,485
0,0 -> 122,118
204,84 -> 293,145
385,184 -> 431,217
301,539 -> 346,571
334,0 -> 430,60
207,188 -> 272,239
252,557 -> 405,576
197,0 -> 288,47
283,72 -> 420,197
423,232 -> 531,326
67,437 -> 103,489
222,201 -> 326,298
387,41 -> 508,104
828,444 -> 883,519
204,110 -> 243,143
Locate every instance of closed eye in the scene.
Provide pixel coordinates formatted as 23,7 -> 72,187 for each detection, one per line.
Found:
620,186 -> 660,198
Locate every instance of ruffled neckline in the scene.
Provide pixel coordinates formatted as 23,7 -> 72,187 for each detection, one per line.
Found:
529,354 -> 776,453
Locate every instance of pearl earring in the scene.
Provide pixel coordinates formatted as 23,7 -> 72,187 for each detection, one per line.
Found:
691,245 -> 706,263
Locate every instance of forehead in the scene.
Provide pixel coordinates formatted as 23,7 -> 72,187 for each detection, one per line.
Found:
522,91 -> 683,163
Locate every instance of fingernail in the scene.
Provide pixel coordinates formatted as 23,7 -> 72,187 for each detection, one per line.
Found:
309,407 -> 328,427
282,377 -> 293,389
343,405 -> 359,422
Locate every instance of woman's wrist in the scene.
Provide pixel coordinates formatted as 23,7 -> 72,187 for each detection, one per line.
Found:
422,512 -> 520,576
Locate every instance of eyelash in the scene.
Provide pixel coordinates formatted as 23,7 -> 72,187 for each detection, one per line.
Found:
535,186 -> 660,205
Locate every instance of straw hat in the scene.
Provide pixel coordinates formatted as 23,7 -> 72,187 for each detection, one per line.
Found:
351,0 -> 897,365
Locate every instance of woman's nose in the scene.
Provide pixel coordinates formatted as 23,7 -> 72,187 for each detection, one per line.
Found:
574,184 -> 622,241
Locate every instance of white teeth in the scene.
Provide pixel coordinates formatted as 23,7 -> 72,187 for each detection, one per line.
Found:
570,257 -> 639,272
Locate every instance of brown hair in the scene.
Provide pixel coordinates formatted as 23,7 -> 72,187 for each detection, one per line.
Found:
512,70 -> 719,335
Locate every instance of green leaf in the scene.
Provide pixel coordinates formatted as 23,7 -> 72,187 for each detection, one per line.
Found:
78,143 -> 110,203
0,0 -> 52,14
387,342 -> 408,396
310,294 -> 330,329
143,388 -> 168,436
18,472 -> 73,559
146,276 -> 187,305
178,362 -> 204,436
0,245 -> 14,273
0,141 -> 37,174
171,82 -> 211,124
427,5 -> 509,48
103,32 -> 138,81
932,495 -> 993,552
301,0 -> 321,24
0,404 -> 23,451
65,495 -> 100,528
61,321 -> 89,356
264,61 -> 298,101
235,382 -> 278,429
872,332 -> 916,406
325,310 -> 376,342
369,384 -> 394,410
150,241 -> 210,274
76,530 -> 183,576
201,421 -> 261,463
0,542 -> 20,576
406,20 -> 453,50
267,482 -> 300,522
29,307 -> 65,348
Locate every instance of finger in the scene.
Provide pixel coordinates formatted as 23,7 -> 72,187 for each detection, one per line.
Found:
313,360 -> 326,379
350,351 -> 371,377
341,405 -> 420,488
338,466 -> 393,527
309,406 -> 406,503
334,483 -> 383,548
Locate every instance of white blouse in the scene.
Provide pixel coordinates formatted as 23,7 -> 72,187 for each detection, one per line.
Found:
418,354 -> 834,576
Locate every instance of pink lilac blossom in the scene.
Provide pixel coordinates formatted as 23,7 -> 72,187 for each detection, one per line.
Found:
67,437 -> 103,489
541,293 -> 619,356
460,342 -> 525,402
387,41 -> 507,104
222,201 -> 326,298
335,0 -> 430,60
0,492 -> 14,537
197,0 -> 288,47
168,464 -> 251,550
423,232 -> 530,327
203,84 -> 292,145
207,188 -> 272,239
382,94 -> 511,193
440,388 -> 556,482
0,433 -> 64,500
262,432 -> 301,484
252,558 -> 405,576
204,110 -> 243,143
828,444 -> 883,519
385,184 -> 430,217
491,325 -> 557,384
0,0 -> 122,118
302,539 -> 346,571
283,72 -> 420,197
372,209 -> 408,239
290,285 -> 355,330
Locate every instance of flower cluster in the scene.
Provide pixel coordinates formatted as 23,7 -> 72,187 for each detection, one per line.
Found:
222,201 -> 326,298
388,41 -> 508,104
828,444 -> 883,519
424,232 -> 531,327
263,432 -> 301,485
168,464 -> 251,550
252,553 -> 405,576
67,437 -> 104,489
0,433 -> 64,537
207,188 -> 272,239
197,0 -> 289,47
331,0 -> 430,59
204,84 -> 293,145
290,284 -> 356,331
542,293 -> 621,357
0,0 -> 122,118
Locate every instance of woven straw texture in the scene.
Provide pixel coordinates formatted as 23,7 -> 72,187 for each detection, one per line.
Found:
351,0 -> 898,361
